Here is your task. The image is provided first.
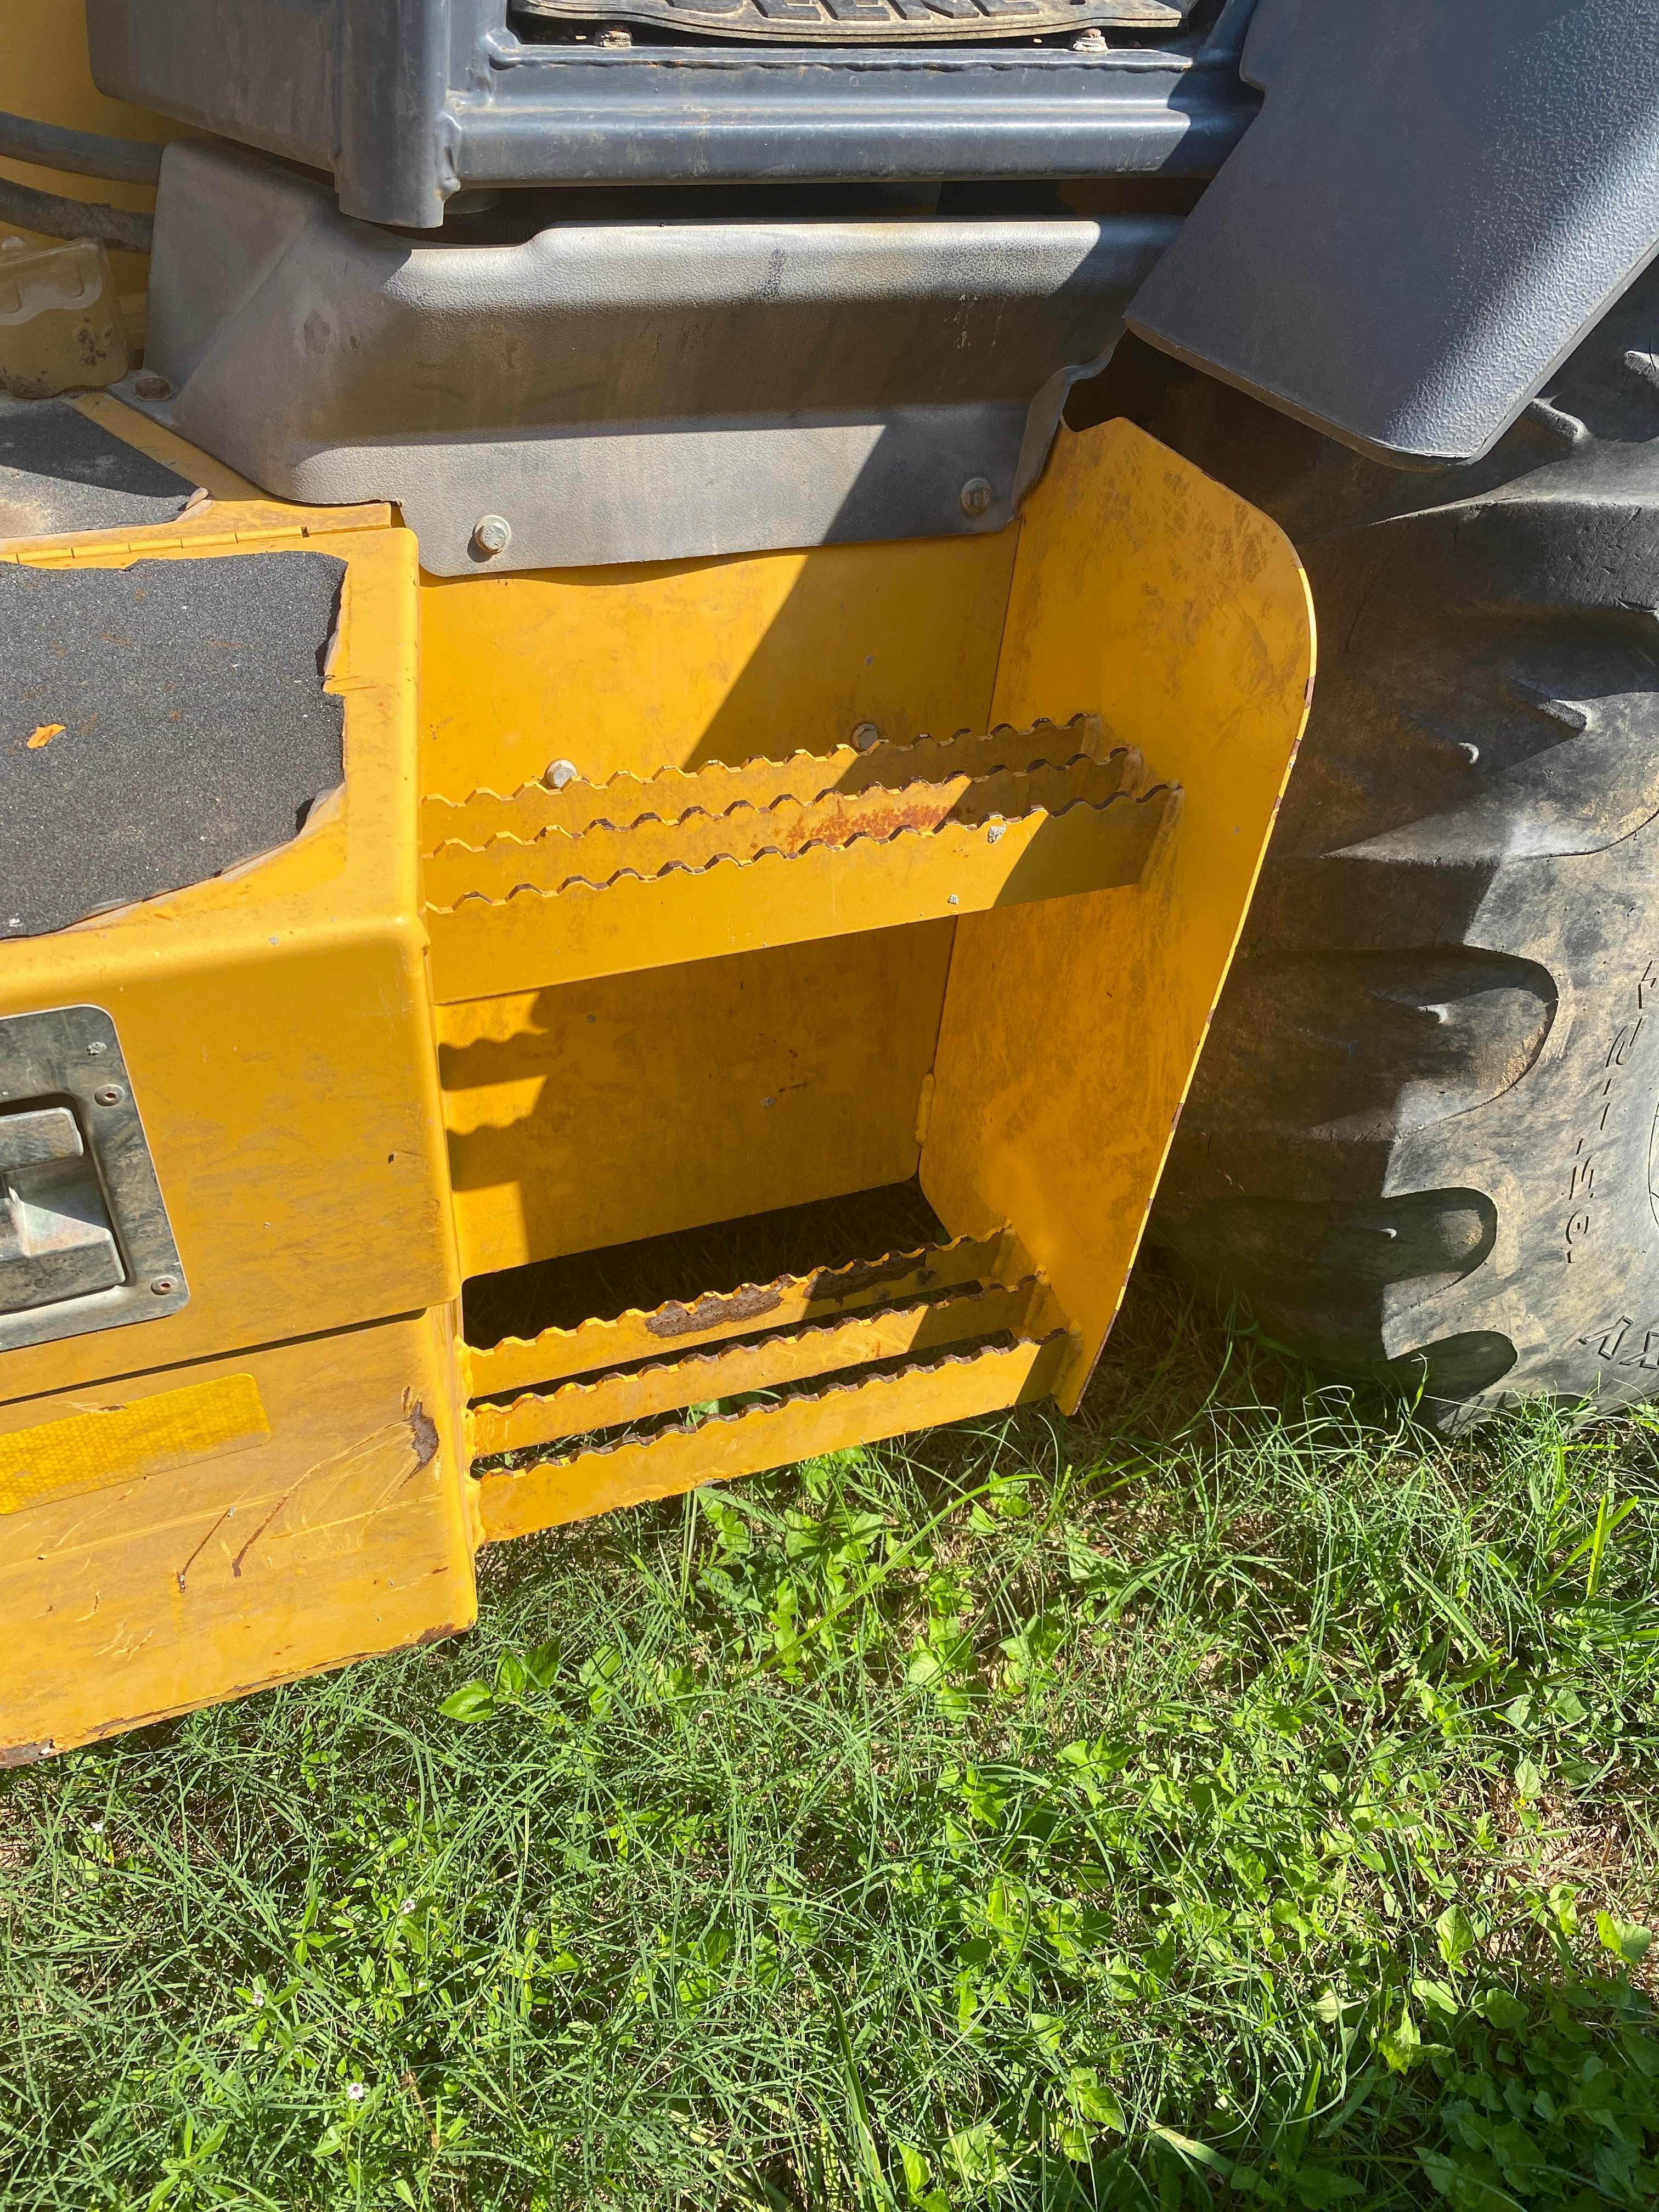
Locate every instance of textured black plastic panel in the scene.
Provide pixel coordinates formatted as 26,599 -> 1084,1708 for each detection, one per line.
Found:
1125,0 -> 1659,465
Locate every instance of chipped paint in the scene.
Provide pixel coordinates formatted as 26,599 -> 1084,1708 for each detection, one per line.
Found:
407,1400 -> 441,1470
646,1284 -> 783,1340
0,1739 -> 54,1767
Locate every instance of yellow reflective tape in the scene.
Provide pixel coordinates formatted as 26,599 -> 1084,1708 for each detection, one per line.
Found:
0,1375 -> 269,1515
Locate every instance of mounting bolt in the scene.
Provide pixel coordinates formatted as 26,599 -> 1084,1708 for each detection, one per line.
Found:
149,1276 -> 178,1296
93,1084 -> 125,1106
472,513 -> 512,558
851,723 -> 880,751
544,758 -> 580,789
1072,25 -> 1107,50
87,1041 -> 108,1056
132,370 -> 172,402
960,477 -> 994,518
599,22 -> 633,42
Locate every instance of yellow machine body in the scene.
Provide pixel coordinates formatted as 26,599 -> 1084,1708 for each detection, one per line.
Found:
0,386 -> 1312,1757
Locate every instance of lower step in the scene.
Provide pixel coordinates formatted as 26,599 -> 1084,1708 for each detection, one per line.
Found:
475,1331 -> 1070,1543
469,1276 -> 1059,1456
463,1227 -> 1023,1397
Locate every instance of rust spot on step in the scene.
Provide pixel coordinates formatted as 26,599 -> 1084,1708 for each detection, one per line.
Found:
646,1284 -> 783,1339
806,1253 -> 934,1301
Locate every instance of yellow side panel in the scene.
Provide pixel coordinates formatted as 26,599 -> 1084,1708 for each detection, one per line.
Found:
0,1311 -> 476,1761
440,927 -> 954,1277
921,420 -> 1315,1409
0,511 -> 457,1407
419,530 -> 1020,798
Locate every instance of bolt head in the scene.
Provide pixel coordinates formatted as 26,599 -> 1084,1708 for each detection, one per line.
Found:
472,513 -> 512,557
544,758 -> 580,790
851,723 -> 880,751
150,1276 -> 178,1296
1073,25 -> 1107,49
132,371 -> 172,402
960,477 -> 994,518
93,1084 -> 125,1106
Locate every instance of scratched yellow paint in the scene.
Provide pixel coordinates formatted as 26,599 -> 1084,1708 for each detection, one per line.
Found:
470,1278 -> 1059,1457
464,1228 -> 1020,1397
425,776 -> 1169,1003
0,1314 -> 475,1761
0,1373 -> 268,1515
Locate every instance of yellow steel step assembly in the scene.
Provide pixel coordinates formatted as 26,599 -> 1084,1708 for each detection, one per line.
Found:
0,400 -> 1312,1758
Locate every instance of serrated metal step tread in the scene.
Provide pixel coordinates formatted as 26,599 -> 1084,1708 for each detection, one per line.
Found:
463,1228 -> 1023,1398
469,1274 -> 1058,1456
475,1330 -> 1072,1544
425,754 -> 1156,907
421,714 -> 1125,850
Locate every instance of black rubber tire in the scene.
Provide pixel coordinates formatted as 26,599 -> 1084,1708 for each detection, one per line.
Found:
1074,267 -> 1659,1430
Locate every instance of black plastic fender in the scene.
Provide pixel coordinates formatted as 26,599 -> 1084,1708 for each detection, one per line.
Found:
1126,0 -> 1659,466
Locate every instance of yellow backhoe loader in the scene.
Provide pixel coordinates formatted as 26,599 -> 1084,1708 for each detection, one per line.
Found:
3,0 -> 1654,1757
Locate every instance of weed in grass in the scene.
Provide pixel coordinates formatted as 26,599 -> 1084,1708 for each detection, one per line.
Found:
2,1268 -> 1658,2209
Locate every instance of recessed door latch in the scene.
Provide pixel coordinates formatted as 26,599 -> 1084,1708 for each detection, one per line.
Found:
0,1005 -> 187,1355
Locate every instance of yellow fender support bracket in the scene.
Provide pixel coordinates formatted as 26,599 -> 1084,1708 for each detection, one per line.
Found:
0,401 -> 1311,1757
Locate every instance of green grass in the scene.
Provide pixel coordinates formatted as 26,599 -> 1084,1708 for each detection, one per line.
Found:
4,1266 -> 1659,2211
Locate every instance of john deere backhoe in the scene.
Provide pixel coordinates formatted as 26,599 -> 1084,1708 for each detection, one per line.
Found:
2,0 -> 1655,1758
